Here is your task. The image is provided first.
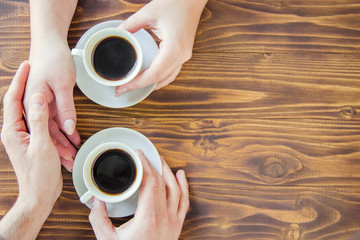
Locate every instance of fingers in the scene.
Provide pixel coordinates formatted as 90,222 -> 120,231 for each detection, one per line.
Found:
55,114 -> 81,147
54,85 -> 76,136
89,198 -> 116,239
161,156 -> 181,217
134,150 -> 166,218
118,5 -> 154,33
67,129 -> 81,147
49,120 -> 75,172
176,170 -> 189,222
115,43 -> 179,96
54,140 -> 74,172
161,156 -> 189,222
154,66 -> 182,90
28,94 -> 51,145
135,150 -> 189,224
61,158 -> 74,172
49,120 -> 77,159
137,149 -> 159,177
3,61 -> 30,127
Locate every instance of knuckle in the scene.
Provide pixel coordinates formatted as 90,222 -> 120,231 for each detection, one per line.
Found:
2,93 -> 9,108
147,176 -> 165,192
155,177 -> 166,189
171,39 -> 192,63
88,210 -> 97,223
184,197 -> 190,210
58,103 -> 75,114
29,111 -> 43,122
161,216 -> 171,227
178,47 -> 192,63
183,50 -> 192,62
1,130 -> 9,146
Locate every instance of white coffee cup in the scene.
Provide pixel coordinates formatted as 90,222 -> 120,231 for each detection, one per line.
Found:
71,28 -> 143,87
80,142 -> 143,204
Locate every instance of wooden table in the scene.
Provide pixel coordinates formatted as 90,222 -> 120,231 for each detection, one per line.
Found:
1,0 -> 360,239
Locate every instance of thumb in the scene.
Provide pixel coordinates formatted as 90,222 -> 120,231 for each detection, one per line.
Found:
89,198 -> 116,239
55,87 -> 76,136
28,94 -> 51,143
118,7 -> 154,33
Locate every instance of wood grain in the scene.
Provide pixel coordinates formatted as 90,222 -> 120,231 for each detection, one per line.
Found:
1,0 -> 360,239
73,52 -> 360,119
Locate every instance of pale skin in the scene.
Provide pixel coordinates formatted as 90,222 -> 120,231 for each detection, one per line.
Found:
25,0 -> 207,169
89,150 -> 190,240
26,0 -> 80,171
0,61 -> 62,240
115,0 -> 208,96
0,62 -> 190,239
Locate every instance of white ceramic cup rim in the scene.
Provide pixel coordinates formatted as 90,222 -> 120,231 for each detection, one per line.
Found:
72,28 -> 143,87
81,142 -> 143,203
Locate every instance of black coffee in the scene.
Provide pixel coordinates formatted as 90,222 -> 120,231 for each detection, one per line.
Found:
92,149 -> 136,194
92,36 -> 137,80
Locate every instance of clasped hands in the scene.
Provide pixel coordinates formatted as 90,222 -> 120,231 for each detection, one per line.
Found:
0,0 -> 207,238
0,61 -> 189,240
24,0 -> 205,172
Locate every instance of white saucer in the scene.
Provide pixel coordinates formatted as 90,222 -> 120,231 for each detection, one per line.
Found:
73,20 -> 158,108
72,128 -> 162,217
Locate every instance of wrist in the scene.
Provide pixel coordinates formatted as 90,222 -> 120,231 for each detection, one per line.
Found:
17,190 -> 55,219
14,194 -> 53,227
0,194 -> 53,240
30,40 -> 70,61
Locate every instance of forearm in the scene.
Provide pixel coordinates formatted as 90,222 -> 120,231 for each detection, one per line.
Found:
0,195 -> 52,240
29,0 -> 78,58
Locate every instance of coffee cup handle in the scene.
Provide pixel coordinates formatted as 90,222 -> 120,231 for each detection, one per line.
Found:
80,190 -> 93,204
71,48 -> 84,57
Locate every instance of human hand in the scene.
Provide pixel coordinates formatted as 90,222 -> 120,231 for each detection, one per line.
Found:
1,61 -> 63,212
24,42 -> 80,171
89,150 -> 189,240
115,0 -> 207,96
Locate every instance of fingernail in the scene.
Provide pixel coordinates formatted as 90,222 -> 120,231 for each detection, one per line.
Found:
66,166 -> 72,173
115,87 -> 128,97
63,162 -> 72,172
30,94 -> 44,108
179,170 -> 186,178
136,149 -> 143,156
64,119 -> 75,135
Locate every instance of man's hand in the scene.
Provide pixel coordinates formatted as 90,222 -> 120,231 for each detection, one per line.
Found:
115,0 -> 208,96
89,150 -> 190,240
0,61 -> 63,240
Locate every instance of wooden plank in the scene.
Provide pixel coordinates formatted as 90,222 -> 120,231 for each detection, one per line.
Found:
195,0 -> 360,53
1,0 -> 360,53
73,52 -> 360,119
74,118 -> 360,187
1,116 -> 359,238
2,170 -> 360,239
2,52 -> 360,119
3,118 -> 358,187
1,0 -> 360,239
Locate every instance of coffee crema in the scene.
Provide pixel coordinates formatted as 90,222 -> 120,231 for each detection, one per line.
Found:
92,149 -> 136,195
92,36 -> 137,80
